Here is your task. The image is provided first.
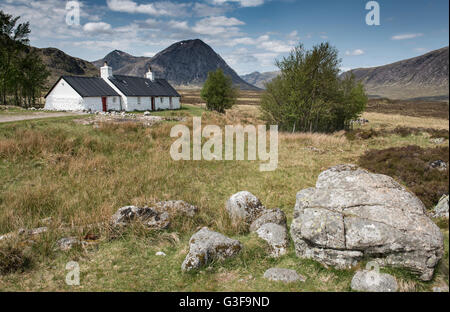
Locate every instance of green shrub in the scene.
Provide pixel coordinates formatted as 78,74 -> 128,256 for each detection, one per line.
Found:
201,69 -> 237,113
260,43 -> 367,133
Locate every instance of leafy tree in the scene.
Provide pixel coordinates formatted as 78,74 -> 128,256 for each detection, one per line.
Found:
260,43 -> 367,133
0,10 -> 49,107
201,69 -> 237,113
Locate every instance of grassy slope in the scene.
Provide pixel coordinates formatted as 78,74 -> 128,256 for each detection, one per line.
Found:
0,103 -> 448,291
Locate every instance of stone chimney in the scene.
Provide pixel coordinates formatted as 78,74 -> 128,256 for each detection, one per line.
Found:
101,61 -> 113,79
146,66 -> 154,81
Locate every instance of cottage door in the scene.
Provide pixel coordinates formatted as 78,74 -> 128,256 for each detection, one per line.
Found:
102,97 -> 107,112
151,97 -> 155,111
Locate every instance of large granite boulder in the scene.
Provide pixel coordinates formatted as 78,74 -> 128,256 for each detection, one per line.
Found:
290,164 -> 444,281
181,227 -> 242,271
226,191 -> 266,227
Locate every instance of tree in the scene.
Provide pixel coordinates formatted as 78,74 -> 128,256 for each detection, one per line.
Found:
0,10 -> 49,107
260,43 -> 367,133
201,69 -> 237,113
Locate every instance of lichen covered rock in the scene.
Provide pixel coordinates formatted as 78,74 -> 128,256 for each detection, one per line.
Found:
290,164 -> 444,281
181,227 -> 242,271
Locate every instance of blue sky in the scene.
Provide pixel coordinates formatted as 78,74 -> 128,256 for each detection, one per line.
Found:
0,0 -> 448,75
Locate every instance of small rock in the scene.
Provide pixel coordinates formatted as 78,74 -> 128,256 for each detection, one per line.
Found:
250,208 -> 287,232
152,200 -> 198,217
226,191 -> 265,227
351,270 -> 398,292
156,251 -> 166,256
263,268 -> 306,283
56,237 -> 83,251
432,285 -> 449,292
144,111 -> 151,116
433,194 -> 449,218
18,227 -> 48,236
428,160 -> 448,172
181,227 -> 242,272
111,206 -> 170,230
256,223 -> 289,257
431,138 -> 446,144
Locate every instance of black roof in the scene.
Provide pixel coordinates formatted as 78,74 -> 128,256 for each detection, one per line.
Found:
108,75 -> 180,97
45,76 -> 119,98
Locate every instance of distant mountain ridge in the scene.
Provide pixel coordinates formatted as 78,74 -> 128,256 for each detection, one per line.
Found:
94,39 -> 259,90
342,46 -> 449,100
240,71 -> 280,89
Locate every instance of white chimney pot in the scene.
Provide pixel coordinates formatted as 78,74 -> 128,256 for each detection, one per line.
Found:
146,67 -> 154,81
101,62 -> 113,79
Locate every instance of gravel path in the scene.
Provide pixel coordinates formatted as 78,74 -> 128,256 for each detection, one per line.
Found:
0,112 -> 84,123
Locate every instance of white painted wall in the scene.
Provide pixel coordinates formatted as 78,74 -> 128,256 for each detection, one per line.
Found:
45,77 -> 181,112
45,79 -> 84,111
44,78 -> 122,111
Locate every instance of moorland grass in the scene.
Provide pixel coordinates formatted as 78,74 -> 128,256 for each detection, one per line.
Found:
0,103 -> 448,291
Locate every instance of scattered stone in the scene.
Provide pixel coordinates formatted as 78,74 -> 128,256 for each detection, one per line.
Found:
152,200 -> 198,217
428,160 -> 448,172
290,164 -> 444,281
249,208 -> 287,232
18,227 -> 48,236
181,227 -> 242,272
432,194 -> 449,218
351,118 -> 369,125
226,191 -> 265,227
351,270 -> 398,292
432,285 -> 449,292
256,223 -> 289,257
156,251 -> 167,256
431,137 -> 446,144
263,268 -> 306,283
56,237 -> 84,251
111,206 -> 170,230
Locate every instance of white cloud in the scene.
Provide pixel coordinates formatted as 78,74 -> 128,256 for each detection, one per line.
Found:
106,0 -> 189,16
142,52 -> 156,57
212,0 -> 265,7
83,22 -> 112,33
413,47 -> 428,53
391,33 -> 423,40
193,3 -> 230,17
345,49 -> 365,56
192,16 -> 245,35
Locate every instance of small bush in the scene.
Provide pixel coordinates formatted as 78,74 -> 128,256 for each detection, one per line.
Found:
0,243 -> 33,275
201,69 -> 237,113
359,145 -> 449,208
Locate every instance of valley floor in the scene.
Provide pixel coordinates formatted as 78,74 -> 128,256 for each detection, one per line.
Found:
0,101 -> 448,292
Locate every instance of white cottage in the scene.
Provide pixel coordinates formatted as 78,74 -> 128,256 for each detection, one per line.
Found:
45,63 -> 181,112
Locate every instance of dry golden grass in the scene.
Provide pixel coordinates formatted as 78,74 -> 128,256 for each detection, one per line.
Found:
0,104 -> 448,291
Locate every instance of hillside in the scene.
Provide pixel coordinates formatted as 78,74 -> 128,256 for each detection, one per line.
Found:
343,47 -> 449,100
94,39 -> 259,90
29,47 -> 99,88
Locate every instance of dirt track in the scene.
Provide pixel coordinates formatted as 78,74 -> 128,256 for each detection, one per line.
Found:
0,112 -> 84,123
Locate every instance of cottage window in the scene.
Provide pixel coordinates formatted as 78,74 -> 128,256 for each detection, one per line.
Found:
169,97 -> 173,109
160,98 -> 163,103
137,97 -> 141,105
113,97 -> 117,103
